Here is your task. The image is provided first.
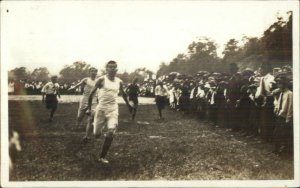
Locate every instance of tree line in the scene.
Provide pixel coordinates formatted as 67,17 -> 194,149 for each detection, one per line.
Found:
157,11 -> 292,76
8,61 -> 154,85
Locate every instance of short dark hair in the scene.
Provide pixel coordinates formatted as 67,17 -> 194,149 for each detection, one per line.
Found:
106,60 -> 117,68
89,67 -> 98,72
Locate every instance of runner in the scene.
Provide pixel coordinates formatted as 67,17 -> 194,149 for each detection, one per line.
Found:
68,67 -> 98,141
86,60 -> 132,163
41,75 -> 60,122
125,77 -> 140,121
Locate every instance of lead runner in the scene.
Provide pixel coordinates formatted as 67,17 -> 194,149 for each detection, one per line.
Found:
86,60 -> 132,164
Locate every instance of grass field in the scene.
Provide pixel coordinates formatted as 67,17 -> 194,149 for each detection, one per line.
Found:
8,100 -> 293,181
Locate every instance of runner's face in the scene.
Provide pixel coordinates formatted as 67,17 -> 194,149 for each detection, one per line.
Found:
106,63 -> 118,76
51,77 -> 58,83
90,69 -> 98,77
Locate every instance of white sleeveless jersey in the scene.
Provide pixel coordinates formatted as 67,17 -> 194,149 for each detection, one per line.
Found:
97,75 -> 121,112
81,77 -> 97,104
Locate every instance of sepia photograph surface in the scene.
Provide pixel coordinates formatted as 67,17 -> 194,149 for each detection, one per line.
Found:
1,0 -> 299,187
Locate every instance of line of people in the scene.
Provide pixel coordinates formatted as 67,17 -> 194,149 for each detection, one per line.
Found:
159,63 -> 293,155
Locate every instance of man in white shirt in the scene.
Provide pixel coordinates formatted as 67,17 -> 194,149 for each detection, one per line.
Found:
155,81 -> 169,120
86,61 -> 132,164
272,73 -> 293,154
255,63 -> 276,141
190,81 -> 206,116
41,75 -> 60,122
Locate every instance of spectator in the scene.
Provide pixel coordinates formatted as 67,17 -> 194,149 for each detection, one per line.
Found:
272,73 -> 293,154
255,63 -> 276,142
155,81 -> 169,120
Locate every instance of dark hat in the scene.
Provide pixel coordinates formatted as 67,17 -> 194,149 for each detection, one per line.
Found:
218,81 -> 229,87
242,70 -> 255,77
281,65 -> 292,72
275,72 -> 290,84
248,83 -> 259,89
208,80 -> 217,87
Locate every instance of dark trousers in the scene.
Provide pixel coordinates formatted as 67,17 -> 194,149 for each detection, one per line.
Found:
247,105 -> 260,135
225,101 -> 237,130
194,98 -> 206,119
208,104 -> 218,124
259,96 -> 275,141
45,94 -> 58,110
272,116 -> 293,152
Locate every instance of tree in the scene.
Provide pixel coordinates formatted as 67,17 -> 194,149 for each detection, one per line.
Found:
117,71 -> 130,84
8,67 -> 30,81
156,37 -> 221,75
59,61 -> 92,84
188,37 -> 218,64
157,62 -> 169,77
242,37 -> 262,57
222,39 -> 242,64
128,68 -> 153,83
261,11 -> 292,62
156,12 -> 292,76
31,67 -> 50,82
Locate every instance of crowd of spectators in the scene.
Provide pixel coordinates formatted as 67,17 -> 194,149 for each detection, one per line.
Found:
154,63 -> 293,155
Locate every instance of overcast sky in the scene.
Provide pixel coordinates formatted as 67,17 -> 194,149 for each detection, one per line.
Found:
1,1 -> 298,75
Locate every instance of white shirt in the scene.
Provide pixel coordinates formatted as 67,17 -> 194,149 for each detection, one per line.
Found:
190,86 -> 205,99
169,88 -> 175,103
255,73 -> 275,98
97,76 -> 121,112
155,85 -> 169,97
274,89 -> 293,123
82,77 -> 97,104
41,82 -> 60,95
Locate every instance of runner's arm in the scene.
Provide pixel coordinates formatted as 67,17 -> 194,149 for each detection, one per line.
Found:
41,84 -> 48,103
56,84 -> 61,98
125,85 -> 129,95
42,93 -> 45,103
87,78 -> 103,112
68,78 -> 87,91
119,82 -> 132,111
